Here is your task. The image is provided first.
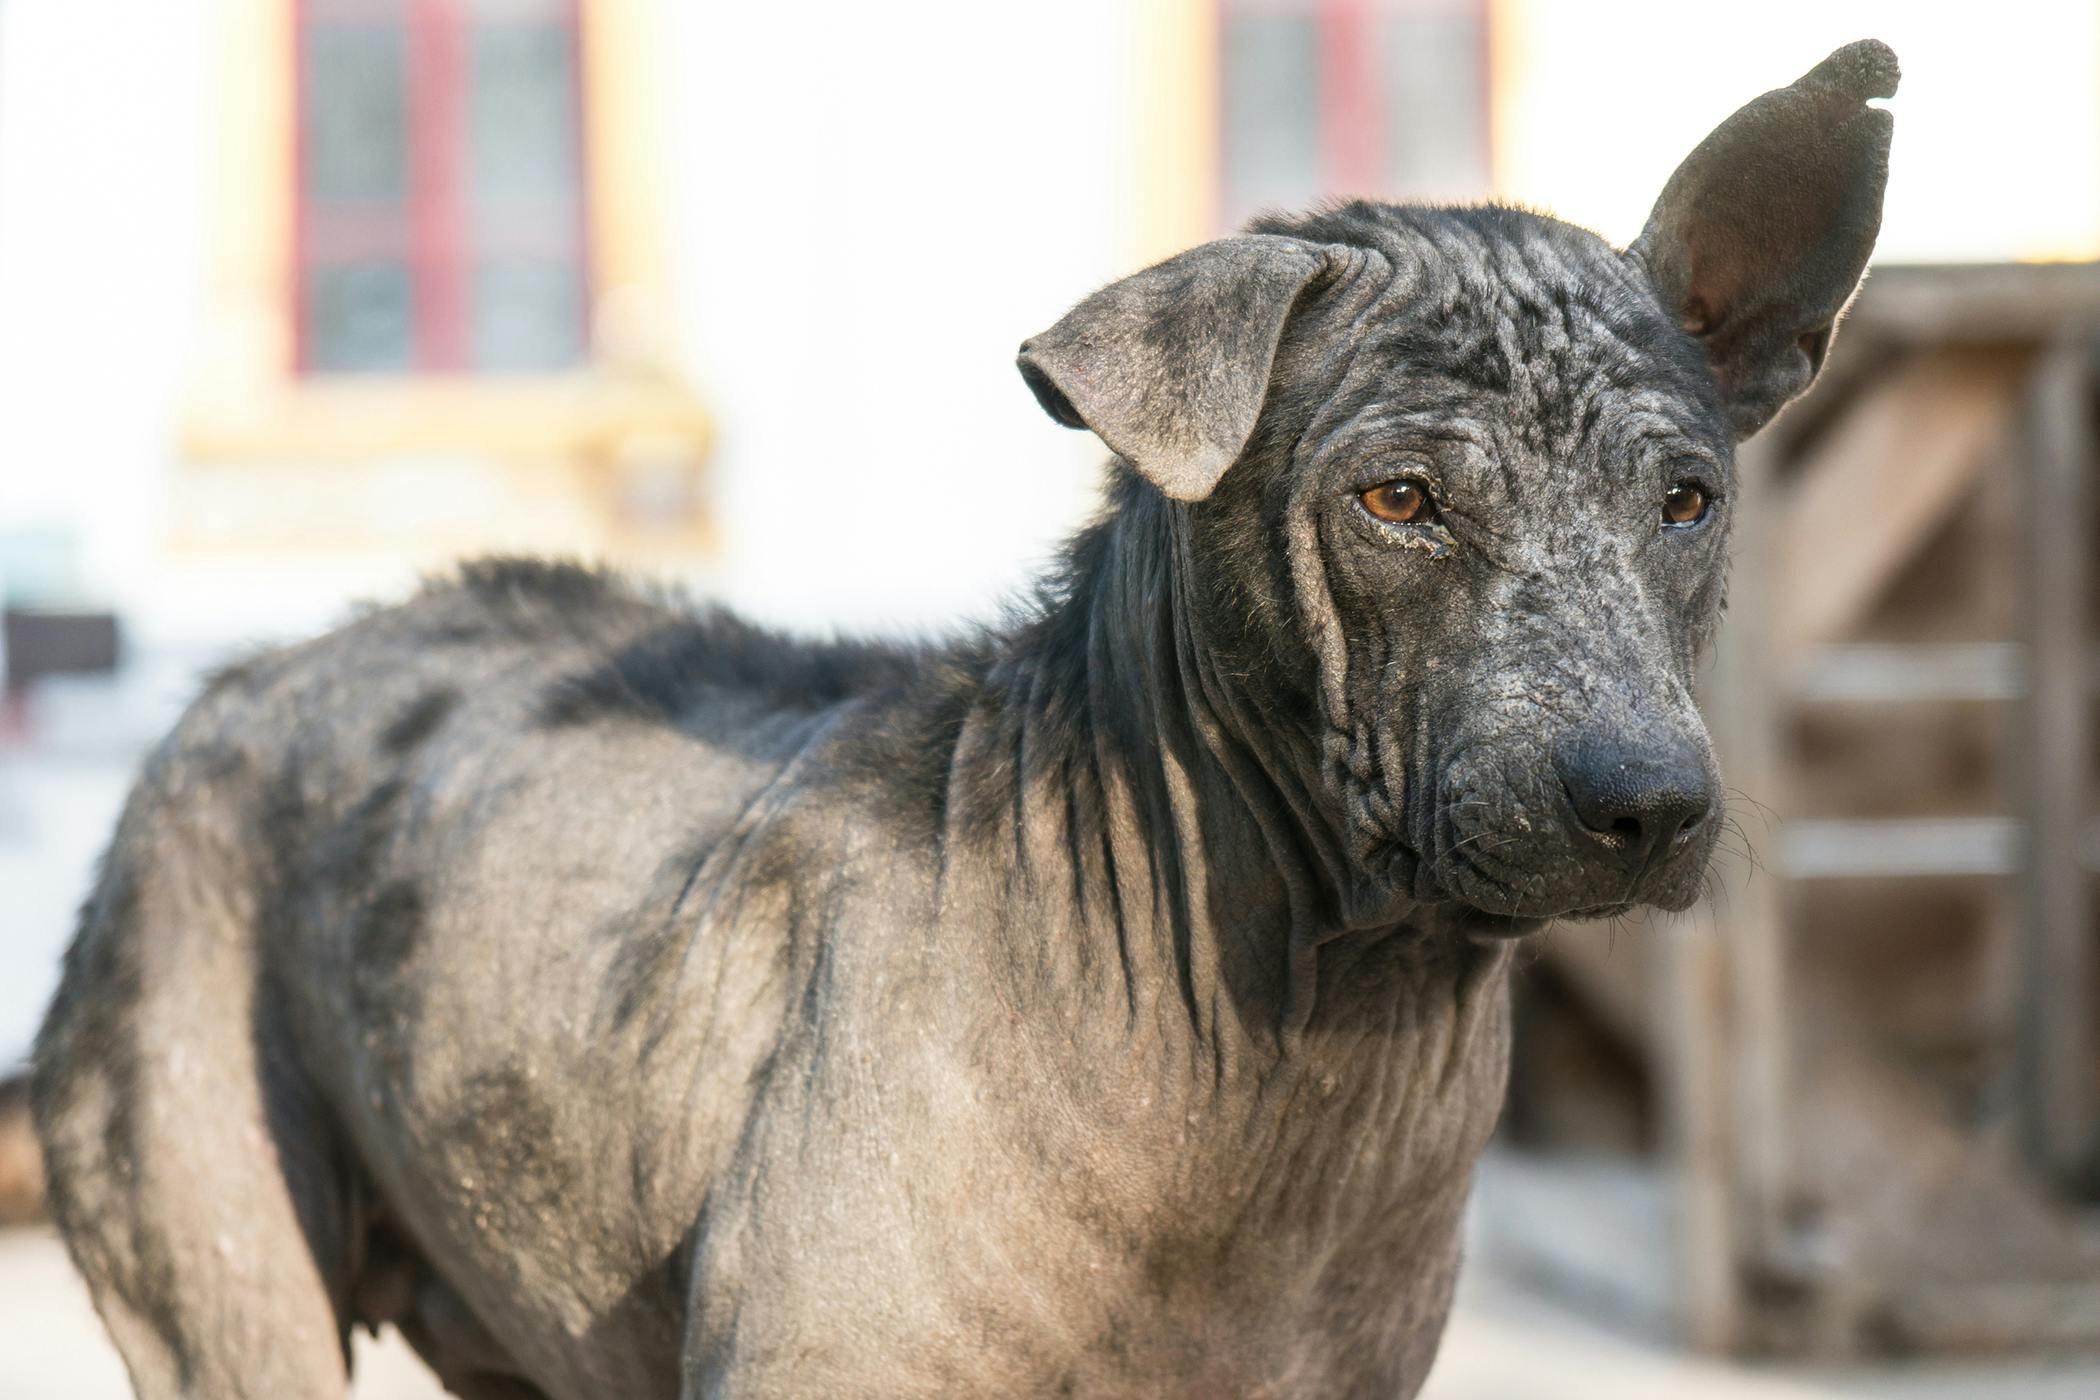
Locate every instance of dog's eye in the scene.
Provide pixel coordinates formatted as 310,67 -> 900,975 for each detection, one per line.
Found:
1662,481 -> 1710,527
1362,480 -> 1434,525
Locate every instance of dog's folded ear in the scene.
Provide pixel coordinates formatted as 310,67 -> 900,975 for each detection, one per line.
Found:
1630,39 -> 1898,440
1017,235 -> 1332,501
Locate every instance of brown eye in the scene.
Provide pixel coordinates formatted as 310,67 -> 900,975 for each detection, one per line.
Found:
1662,481 -> 1709,527
1361,480 -> 1433,525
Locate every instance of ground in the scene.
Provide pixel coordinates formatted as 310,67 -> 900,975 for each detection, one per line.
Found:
4,1224 -> 2096,1399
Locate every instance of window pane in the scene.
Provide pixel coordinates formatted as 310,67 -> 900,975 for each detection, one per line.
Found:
307,260 -> 416,372
467,18 -> 587,370
297,2 -> 592,375
1222,14 -> 1323,228
472,259 -> 584,371
303,22 -> 409,205
468,22 -> 582,204
1381,9 -> 1490,203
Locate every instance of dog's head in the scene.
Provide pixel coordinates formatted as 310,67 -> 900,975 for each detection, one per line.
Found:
1019,43 -> 1895,927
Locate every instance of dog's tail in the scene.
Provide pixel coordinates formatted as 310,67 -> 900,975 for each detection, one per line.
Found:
0,1070 -> 46,1225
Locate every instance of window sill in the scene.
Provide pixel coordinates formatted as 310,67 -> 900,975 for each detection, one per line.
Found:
178,366 -> 712,466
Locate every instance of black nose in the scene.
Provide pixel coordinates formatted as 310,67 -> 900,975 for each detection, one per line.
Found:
1556,736 -> 1715,869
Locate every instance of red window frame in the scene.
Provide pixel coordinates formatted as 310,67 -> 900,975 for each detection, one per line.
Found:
291,0 -> 592,375
1215,0 -> 1494,230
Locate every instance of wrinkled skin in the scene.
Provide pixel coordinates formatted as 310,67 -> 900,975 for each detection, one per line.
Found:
34,44 -> 1894,1400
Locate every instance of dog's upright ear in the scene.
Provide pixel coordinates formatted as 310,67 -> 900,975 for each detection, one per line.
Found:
1017,235 -> 1332,501
1631,39 -> 1898,439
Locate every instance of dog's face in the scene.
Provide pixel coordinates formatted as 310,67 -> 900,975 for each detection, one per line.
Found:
1246,209 -> 1732,921
1021,43 -> 1896,926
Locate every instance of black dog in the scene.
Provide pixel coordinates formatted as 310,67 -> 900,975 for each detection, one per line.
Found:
35,43 -> 1895,1399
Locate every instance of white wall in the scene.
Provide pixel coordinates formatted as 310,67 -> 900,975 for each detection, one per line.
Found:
1496,0 -> 2100,264
0,2 -> 210,608
661,0 -> 1132,636
2,1 -> 1138,642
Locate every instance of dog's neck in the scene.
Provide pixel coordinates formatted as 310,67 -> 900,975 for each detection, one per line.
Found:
947,469 -> 1514,1115
928,481 -> 1512,1366
982,474 -> 1509,1026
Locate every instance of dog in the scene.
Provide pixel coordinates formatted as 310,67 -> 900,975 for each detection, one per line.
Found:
34,42 -> 1895,1399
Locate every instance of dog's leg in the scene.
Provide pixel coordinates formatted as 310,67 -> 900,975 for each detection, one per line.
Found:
33,788 -> 355,1399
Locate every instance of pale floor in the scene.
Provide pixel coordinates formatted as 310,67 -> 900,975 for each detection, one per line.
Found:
5,1227 -> 2098,1400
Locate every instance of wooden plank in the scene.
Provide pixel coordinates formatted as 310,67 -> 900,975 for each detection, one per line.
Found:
1791,642 -> 2025,705
1776,348 -> 2026,662
1709,436 -> 1796,1304
1655,437 -> 1792,1354
1654,911 -> 1742,1353
1778,817 -> 2021,879
1849,263 -> 2100,344
0,1075 -> 43,1226
1791,643 -> 2100,705
2014,340 -> 2100,1189
1773,814 -> 2100,879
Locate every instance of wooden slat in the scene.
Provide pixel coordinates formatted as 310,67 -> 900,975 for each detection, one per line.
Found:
1654,438 -> 1793,1354
1778,817 -> 2021,879
1791,643 -> 2100,704
1654,912 -> 1742,1353
1710,437 -> 1797,1304
1776,348 -> 2027,662
1849,263 -> 2100,344
0,1075 -> 43,1226
1791,642 -> 2025,705
2014,340 -> 2100,1188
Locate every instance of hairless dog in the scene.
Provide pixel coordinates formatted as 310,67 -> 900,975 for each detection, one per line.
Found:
36,42 -> 1895,1399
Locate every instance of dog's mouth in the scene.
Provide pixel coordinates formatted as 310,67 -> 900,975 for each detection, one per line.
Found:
1392,823 -> 1692,936
1453,907 -> 1551,941
1447,894 -> 1645,944
1420,845 -> 1675,932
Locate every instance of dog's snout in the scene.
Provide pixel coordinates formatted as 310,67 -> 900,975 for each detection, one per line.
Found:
1557,737 -> 1714,869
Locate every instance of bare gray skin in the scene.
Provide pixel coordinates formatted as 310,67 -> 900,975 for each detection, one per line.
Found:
33,44 -> 1895,1400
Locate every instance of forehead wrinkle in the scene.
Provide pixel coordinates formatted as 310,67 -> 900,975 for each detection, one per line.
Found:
1311,401 -> 1494,467
1287,204 -> 1729,524
1456,231 -> 1714,463
1286,261 -> 1417,472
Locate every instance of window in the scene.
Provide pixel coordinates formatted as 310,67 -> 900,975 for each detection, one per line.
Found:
294,0 -> 590,374
1218,0 -> 1492,230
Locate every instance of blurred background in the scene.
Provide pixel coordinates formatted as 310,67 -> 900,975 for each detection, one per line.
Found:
3,0 -> 2099,1395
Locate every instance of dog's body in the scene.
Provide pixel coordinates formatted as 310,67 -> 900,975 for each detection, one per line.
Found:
35,46 -> 1896,1399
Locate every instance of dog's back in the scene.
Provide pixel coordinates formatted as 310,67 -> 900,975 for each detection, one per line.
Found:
31,561 -> 887,1398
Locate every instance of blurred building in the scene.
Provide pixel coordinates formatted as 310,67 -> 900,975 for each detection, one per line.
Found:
3,0 -> 2095,642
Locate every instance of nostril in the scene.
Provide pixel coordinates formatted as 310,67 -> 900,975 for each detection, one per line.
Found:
1667,796 -> 1713,845
1609,815 -> 1643,842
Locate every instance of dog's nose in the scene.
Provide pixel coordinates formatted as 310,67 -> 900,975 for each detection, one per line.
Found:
1556,736 -> 1715,869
